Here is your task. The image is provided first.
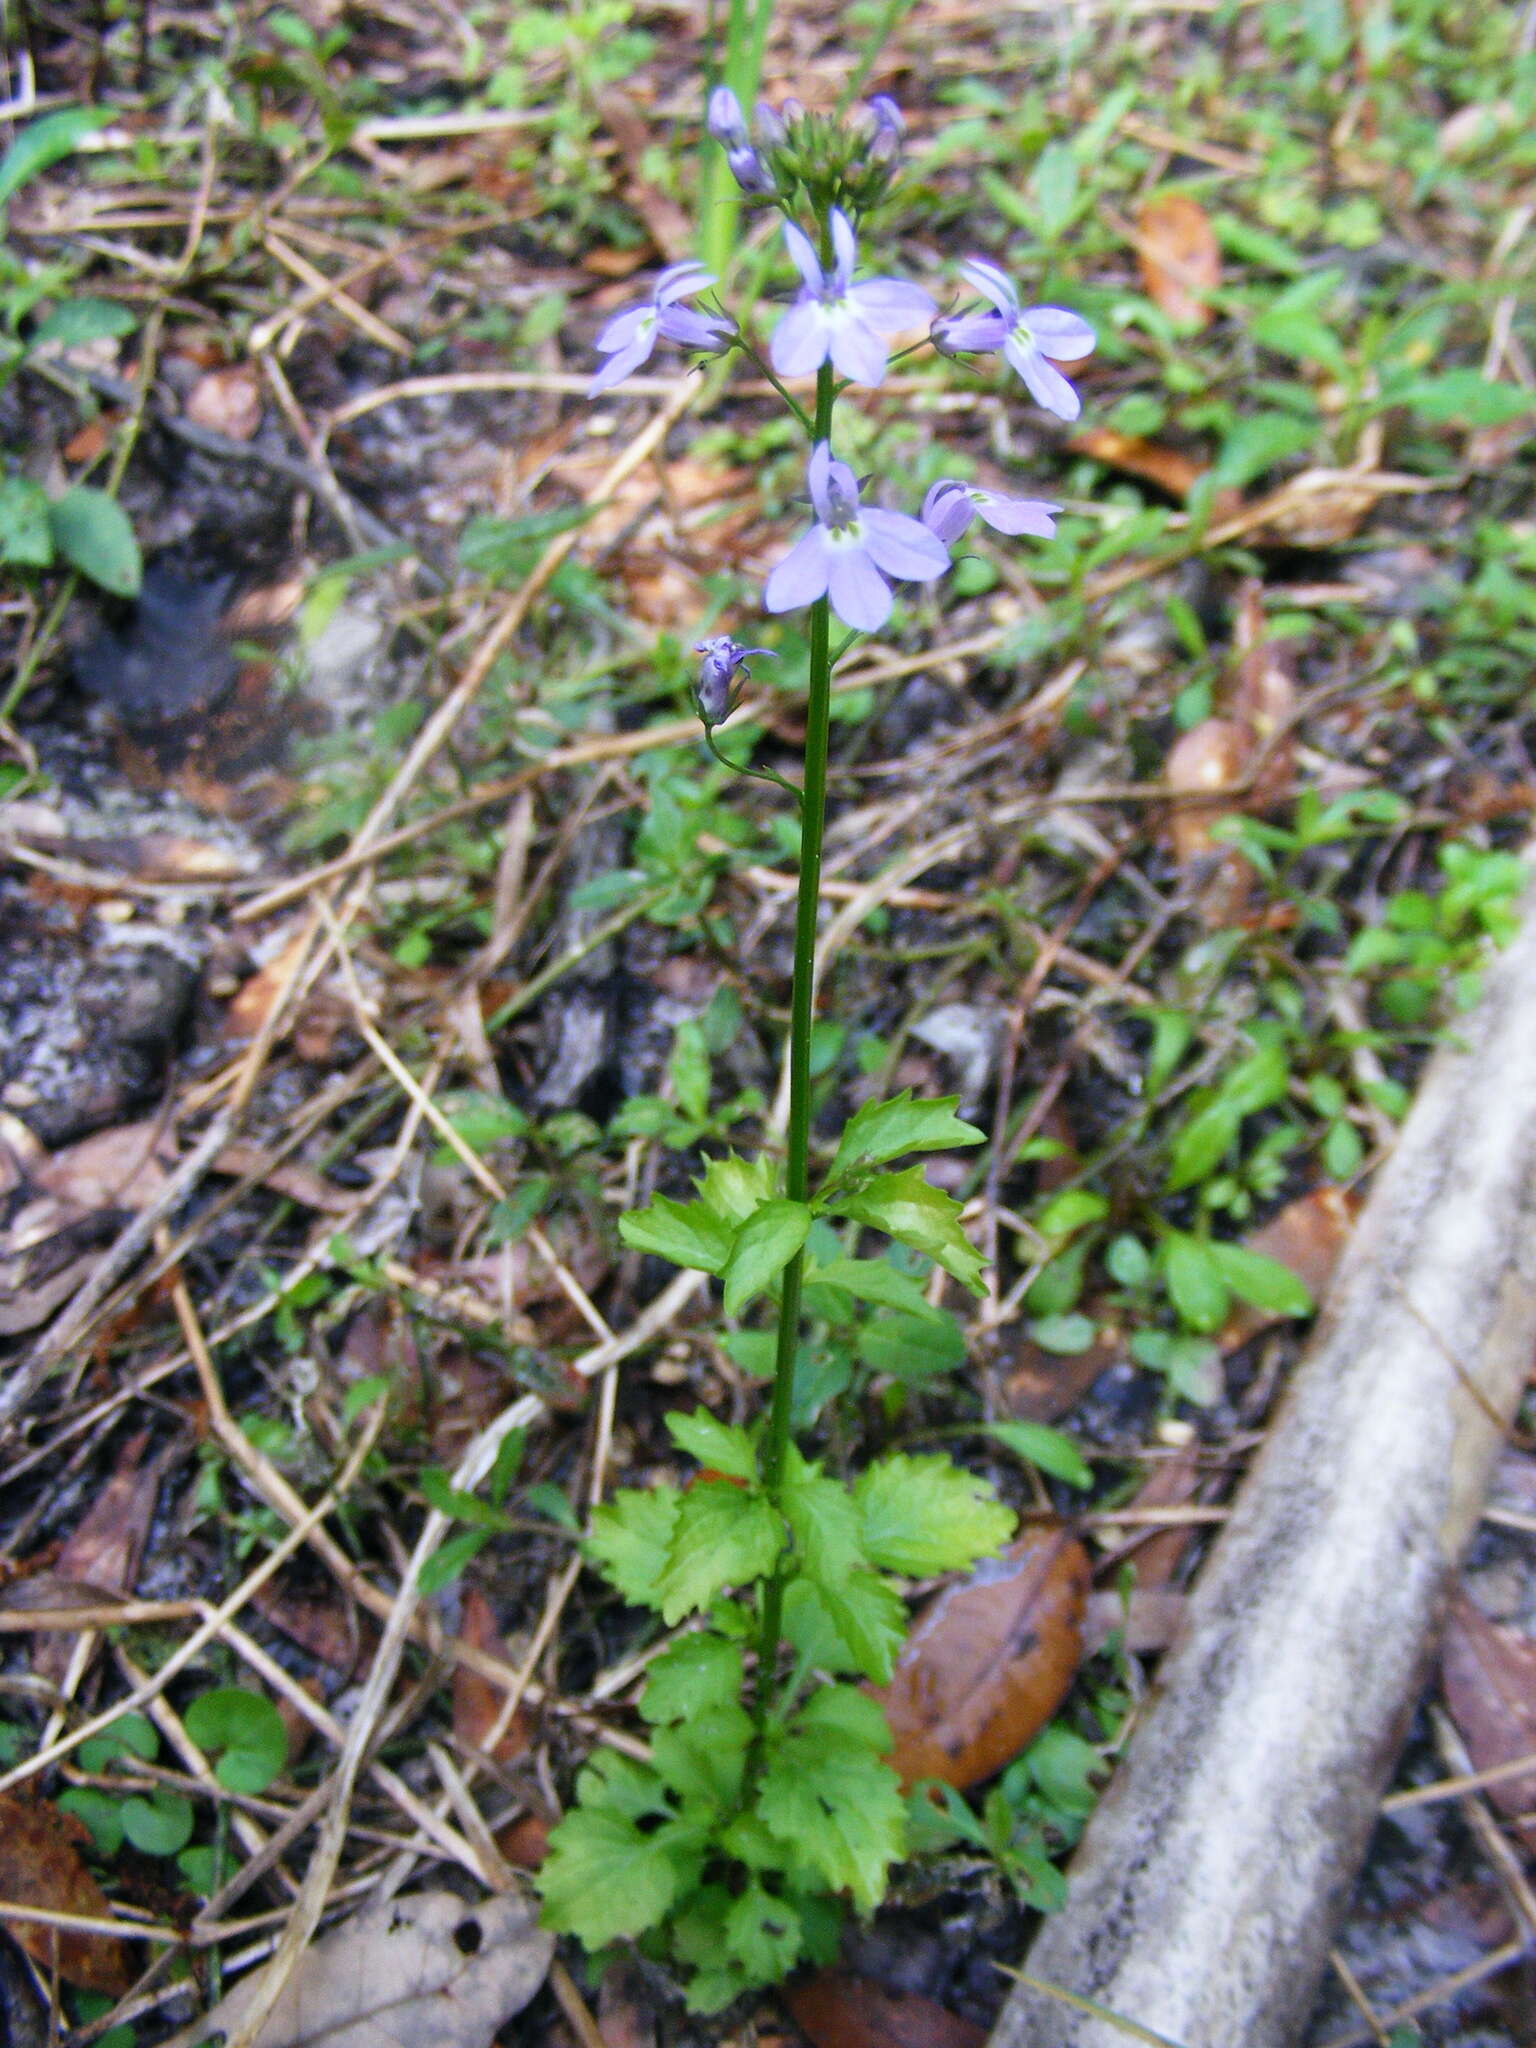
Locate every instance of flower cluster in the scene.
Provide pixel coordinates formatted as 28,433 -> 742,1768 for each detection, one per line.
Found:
582,91 -> 1097,659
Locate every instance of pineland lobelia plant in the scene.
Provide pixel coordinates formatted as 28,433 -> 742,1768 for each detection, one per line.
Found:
537,83 -> 1096,2009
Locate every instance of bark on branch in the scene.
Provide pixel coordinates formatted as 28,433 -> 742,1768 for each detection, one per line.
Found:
993,864 -> 1536,2048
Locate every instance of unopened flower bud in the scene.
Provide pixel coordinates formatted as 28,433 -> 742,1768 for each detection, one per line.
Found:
727,144 -> 775,195
754,99 -> 787,148
692,635 -> 775,726
706,84 -> 749,149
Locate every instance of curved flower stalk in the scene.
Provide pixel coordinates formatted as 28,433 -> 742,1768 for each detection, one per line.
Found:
588,262 -> 735,397
935,256 -> 1096,420
771,209 -> 934,387
765,440 -> 949,631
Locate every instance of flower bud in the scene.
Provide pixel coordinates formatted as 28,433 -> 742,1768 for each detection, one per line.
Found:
706,84 -> 749,149
753,99 -> 787,148
692,635 -> 775,726
726,144 -> 775,195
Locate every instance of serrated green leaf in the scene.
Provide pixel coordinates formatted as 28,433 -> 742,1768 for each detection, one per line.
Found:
539,1786 -> 703,1945
985,1421 -> 1093,1489
656,1481 -> 783,1622
828,1166 -> 986,1296
639,1633 -> 745,1725
0,106 -> 113,208
48,486 -> 141,596
756,1719 -> 905,1911
0,476 -> 54,568
725,1882 -> 808,1985
694,1151 -> 776,1225
585,1485 -> 681,1605
618,1194 -> 734,1273
1206,1241 -> 1313,1317
1163,1232 -> 1231,1334
782,1572 -> 907,1683
781,1448 -> 907,1680
828,1091 -> 984,1186
722,1198 -> 812,1315
183,1688 -> 287,1794
651,1702 -> 752,1807
807,1254 -> 938,1318
665,1408 -> 758,1480
855,1453 -> 1016,1576
799,1681 -> 894,1751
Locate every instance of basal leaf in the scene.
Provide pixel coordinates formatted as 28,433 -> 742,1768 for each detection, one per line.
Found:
855,1453 -> 1016,1576
656,1482 -> 783,1623
48,487 -> 141,597
722,1198 -> 812,1316
182,1688 -> 287,1795
639,1633 -> 745,1725
538,1798 -> 702,1947
828,1166 -> 987,1296
585,1485 -> 681,1606
827,1091 -> 984,1187
756,1721 -> 905,1912
651,1703 -> 752,1808
782,1573 -> 907,1683
618,1194 -> 734,1273
725,1882 -> 808,1986
665,1407 -> 758,1480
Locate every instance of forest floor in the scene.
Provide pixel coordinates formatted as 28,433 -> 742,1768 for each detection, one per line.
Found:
1,0 -> 1535,2043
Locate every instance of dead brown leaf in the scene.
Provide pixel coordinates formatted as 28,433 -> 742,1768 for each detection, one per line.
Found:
34,1121 -> 175,1214
1135,193 -> 1221,331
0,1794 -> 132,1994
785,1973 -> 987,2048
1067,427 -> 1212,504
184,364 -> 263,441
33,1428 -> 168,1685
167,1889 -> 551,2048
871,1528 -> 1090,1790
1165,717 -> 1251,867
1441,1594 -> 1536,1843
452,1587 -> 529,1765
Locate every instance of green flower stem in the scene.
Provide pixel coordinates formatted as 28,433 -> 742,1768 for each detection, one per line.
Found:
753,359 -> 836,1732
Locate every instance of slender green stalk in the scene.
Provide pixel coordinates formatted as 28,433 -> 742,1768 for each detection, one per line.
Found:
752,359 -> 835,1730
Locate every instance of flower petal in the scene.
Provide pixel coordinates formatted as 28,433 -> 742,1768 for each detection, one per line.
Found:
921,481 -> 974,544
972,492 -> 1060,537
1004,334 -> 1082,420
654,261 -> 714,306
957,257 -> 1017,312
588,331 -> 656,396
827,309 -> 890,387
1022,305 -> 1096,360
849,278 -> 936,330
658,304 -> 733,349
826,543 -> 894,630
806,441 -> 836,524
859,508 -> 951,581
781,220 -> 825,295
771,300 -> 833,377
829,207 -> 858,291
764,525 -> 834,612
593,305 -> 652,353
933,310 -> 1009,353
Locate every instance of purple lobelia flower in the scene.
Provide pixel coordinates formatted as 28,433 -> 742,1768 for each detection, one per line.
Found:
588,262 -> 735,397
770,208 -> 934,388
764,441 -> 949,631
934,258 -> 1095,421
726,143 -> 776,194
693,635 -> 775,726
921,479 -> 1060,544
866,95 -> 905,163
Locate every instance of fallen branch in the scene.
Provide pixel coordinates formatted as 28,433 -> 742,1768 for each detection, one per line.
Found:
994,856 -> 1536,2048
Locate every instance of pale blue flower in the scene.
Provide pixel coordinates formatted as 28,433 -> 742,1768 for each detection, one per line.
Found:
934,258 -> 1095,421
764,441 -> 949,631
771,208 -> 934,388
588,262 -> 734,397
693,635 -> 774,725
726,143 -> 775,195
921,479 -> 1059,544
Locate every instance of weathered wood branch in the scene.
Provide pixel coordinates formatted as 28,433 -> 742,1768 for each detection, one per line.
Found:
993,866 -> 1536,2048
